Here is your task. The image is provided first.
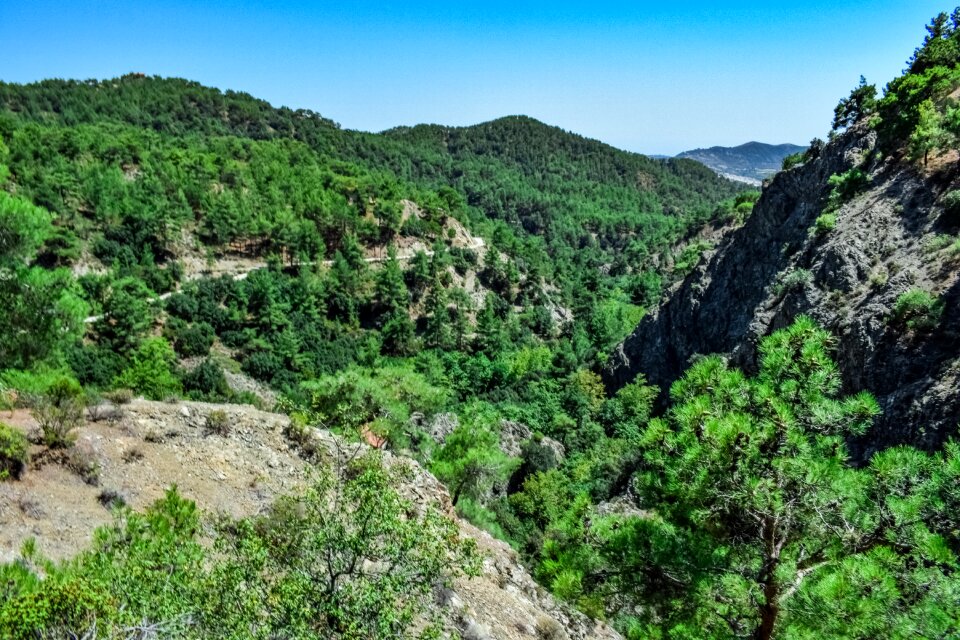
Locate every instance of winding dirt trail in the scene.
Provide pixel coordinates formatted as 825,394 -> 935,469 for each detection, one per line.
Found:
83,237 -> 485,324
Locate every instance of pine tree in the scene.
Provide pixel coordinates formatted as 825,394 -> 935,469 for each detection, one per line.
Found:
375,245 -> 409,315
473,293 -> 505,356
448,287 -> 473,350
424,279 -> 452,350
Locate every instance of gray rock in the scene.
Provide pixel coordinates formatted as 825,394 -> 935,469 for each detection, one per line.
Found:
604,123 -> 960,456
499,420 -> 532,457
428,412 -> 459,444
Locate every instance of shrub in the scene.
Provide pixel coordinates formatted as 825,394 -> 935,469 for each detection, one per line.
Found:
182,359 -> 231,401
814,213 -> 837,235
66,344 -> 124,388
774,268 -> 813,296
97,489 -> 126,510
826,168 -> 869,210
85,392 -> 108,422
31,377 -> 85,449
782,152 -> 805,171
205,410 -> 230,437
165,292 -> 199,321
0,422 -> 28,480
942,189 -> 960,222
121,446 -> 144,463
67,444 -> 100,485
892,288 -> 944,331
172,322 -> 215,358
113,338 -> 182,401
103,388 -> 134,405
924,233 -> 954,252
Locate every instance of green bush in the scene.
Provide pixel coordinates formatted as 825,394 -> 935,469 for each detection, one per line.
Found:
814,213 -> 837,235
113,338 -> 182,401
892,288 -> 944,331
782,151 -> 805,171
182,359 -> 231,401
31,377 -> 85,449
0,422 -> 28,480
102,388 -> 134,405
941,190 -> 960,222
826,168 -> 869,211
172,321 -> 215,358
774,268 -> 813,296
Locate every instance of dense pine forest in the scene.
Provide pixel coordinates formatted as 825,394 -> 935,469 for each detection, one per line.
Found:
2,7 -> 960,640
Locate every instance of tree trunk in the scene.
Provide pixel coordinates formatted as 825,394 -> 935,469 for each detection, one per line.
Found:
756,578 -> 779,640
755,517 -> 782,640
452,480 -> 464,506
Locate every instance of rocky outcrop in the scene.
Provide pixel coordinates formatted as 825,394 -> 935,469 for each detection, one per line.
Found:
606,125 -> 960,457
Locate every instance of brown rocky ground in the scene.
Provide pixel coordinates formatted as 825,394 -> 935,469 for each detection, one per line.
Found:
0,399 -> 620,640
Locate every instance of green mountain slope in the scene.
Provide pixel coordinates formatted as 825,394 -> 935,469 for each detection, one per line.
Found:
677,141 -> 806,183
0,74 -> 752,639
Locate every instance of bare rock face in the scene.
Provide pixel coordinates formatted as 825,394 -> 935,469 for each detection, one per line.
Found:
499,420 -> 533,457
427,412 -> 460,443
605,124 -> 960,457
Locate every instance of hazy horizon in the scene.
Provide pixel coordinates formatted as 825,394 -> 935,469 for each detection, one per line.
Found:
1,1 -> 950,155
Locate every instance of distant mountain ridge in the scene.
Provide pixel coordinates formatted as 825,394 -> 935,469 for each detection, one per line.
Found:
677,141 -> 805,184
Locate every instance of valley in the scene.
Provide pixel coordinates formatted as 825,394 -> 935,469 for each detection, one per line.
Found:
2,7 -> 960,640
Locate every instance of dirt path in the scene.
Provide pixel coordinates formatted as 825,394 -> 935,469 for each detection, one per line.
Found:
83,237 -> 485,324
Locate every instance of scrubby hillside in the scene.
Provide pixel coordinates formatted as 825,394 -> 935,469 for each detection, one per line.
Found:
0,72 -> 750,638
0,399 -> 620,640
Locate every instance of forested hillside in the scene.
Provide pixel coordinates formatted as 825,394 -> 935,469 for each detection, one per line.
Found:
677,141 -> 806,183
4,7 -> 960,640
0,70 -> 746,638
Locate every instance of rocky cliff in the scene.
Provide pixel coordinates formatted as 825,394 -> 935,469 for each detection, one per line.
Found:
606,124 -> 960,457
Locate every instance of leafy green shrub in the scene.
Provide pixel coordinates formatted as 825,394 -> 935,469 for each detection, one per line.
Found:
205,452 -> 481,639
672,240 -> 713,276
65,343 -> 124,388
924,233 -> 955,252
0,370 -> 78,404
431,420 -> 517,506
300,365 -> 448,449
0,422 -> 28,480
171,321 -> 215,358
165,292 -> 199,321
113,338 -> 182,400
773,268 -> 813,296
31,377 -> 85,449
0,575 -> 116,640
782,151 -> 805,171
892,288 -> 944,331
182,359 -> 231,401
205,409 -> 230,436
826,168 -> 869,211
814,213 -> 837,235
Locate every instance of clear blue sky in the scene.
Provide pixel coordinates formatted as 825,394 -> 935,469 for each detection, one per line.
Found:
0,1 -> 951,154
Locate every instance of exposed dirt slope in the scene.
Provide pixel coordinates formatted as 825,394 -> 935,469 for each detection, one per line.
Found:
0,400 -> 619,640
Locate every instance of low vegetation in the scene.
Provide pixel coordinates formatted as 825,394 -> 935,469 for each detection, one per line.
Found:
0,453 -> 480,640
892,288 -> 944,331
0,422 -> 28,481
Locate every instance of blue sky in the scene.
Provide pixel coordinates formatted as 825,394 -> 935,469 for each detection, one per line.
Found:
0,1 -> 951,154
